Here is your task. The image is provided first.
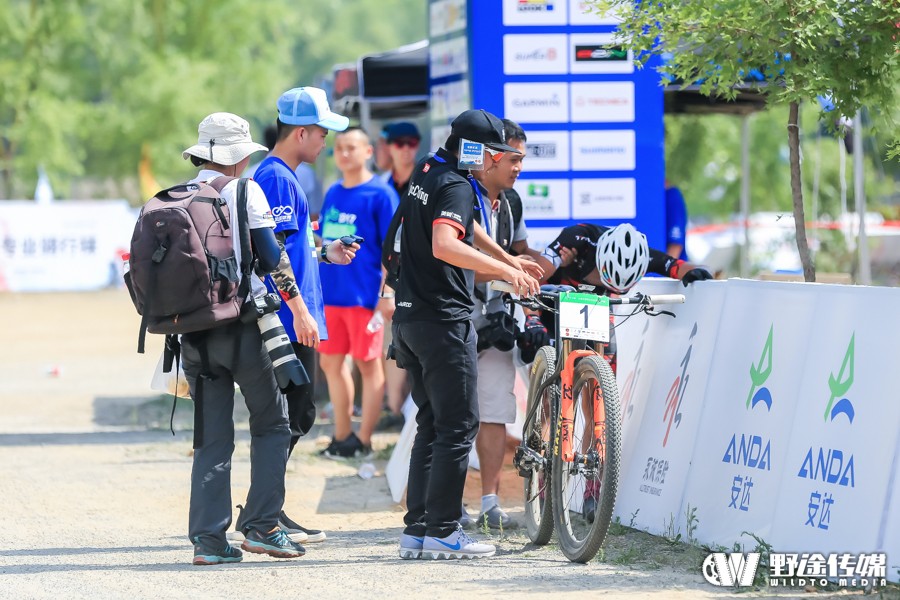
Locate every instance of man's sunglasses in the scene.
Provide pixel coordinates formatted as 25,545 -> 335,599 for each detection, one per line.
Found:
390,137 -> 420,149
485,147 -> 505,162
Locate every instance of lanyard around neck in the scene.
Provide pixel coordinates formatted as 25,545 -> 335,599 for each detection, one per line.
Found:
467,174 -> 491,238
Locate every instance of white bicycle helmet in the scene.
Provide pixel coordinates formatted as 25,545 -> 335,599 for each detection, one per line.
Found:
595,224 -> 650,294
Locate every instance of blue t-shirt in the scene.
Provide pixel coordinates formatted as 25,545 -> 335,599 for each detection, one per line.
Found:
253,156 -> 328,342
665,186 -> 689,261
319,176 -> 399,309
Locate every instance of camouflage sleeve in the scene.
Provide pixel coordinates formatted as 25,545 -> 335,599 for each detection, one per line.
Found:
271,232 -> 300,300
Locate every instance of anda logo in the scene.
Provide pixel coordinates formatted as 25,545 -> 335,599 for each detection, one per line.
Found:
746,324 -> 773,412
722,325 -> 774,471
797,334 -> 856,488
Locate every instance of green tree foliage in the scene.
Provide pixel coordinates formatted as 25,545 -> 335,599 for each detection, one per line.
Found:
0,0 -> 425,199
589,0 -> 900,281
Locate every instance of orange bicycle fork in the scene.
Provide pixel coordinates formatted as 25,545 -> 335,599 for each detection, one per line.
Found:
557,349 -> 604,464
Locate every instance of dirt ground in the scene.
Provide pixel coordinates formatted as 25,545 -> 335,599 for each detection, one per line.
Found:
0,290 -> 890,599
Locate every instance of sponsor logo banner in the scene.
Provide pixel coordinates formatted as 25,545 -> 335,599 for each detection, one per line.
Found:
429,0 -> 466,37
570,178 -> 635,219
431,80 -> 470,123
503,0 -> 567,26
568,0 -> 622,25
570,82 -> 635,123
503,34 -> 568,75
570,130 -> 635,171
430,36 -> 468,79
522,131 -> 569,171
513,178 -> 570,220
504,82 -> 569,123
569,33 -> 634,74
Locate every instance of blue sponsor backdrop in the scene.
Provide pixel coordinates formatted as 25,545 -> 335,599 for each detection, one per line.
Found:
429,0 -> 665,249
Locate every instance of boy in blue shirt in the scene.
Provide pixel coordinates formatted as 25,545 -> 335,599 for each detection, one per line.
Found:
318,127 -> 399,459
251,86 -> 358,544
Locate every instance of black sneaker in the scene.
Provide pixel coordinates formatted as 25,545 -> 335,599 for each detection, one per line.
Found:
279,510 -> 327,543
192,537 -> 243,565
320,432 -> 372,460
375,410 -> 405,432
241,527 -> 305,558
475,505 -> 520,530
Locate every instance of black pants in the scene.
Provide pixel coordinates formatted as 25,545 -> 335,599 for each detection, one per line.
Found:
392,319 -> 479,538
286,341 -> 318,455
180,320 -> 290,547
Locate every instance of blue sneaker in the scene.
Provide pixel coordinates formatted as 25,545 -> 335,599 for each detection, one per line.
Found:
192,538 -> 243,565
399,533 -> 424,559
423,525 -> 496,560
241,527 -> 305,559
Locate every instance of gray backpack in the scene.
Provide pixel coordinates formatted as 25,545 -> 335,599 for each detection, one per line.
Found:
126,177 -> 252,353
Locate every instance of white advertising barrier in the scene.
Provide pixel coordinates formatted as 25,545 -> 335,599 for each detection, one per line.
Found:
681,279 -> 814,546
613,280 -> 726,533
882,429 -> 900,580
614,278 -> 693,492
768,285 -> 900,558
0,200 -> 135,291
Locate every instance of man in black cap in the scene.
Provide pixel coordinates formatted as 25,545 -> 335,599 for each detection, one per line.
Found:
392,109 -> 541,561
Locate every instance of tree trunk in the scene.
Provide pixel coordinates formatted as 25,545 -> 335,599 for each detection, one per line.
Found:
787,101 -> 816,282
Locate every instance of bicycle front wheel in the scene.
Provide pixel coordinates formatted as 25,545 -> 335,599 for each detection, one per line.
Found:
522,345 -> 557,546
551,355 -> 622,563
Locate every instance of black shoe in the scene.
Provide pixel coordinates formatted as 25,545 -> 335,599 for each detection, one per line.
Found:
279,510 -> 327,543
375,410 -> 405,432
475,506 -> 520,530
320,432 -> 372,460
192,537 -> 243,565
241,528 -> 305,558
582,495 -> 597,524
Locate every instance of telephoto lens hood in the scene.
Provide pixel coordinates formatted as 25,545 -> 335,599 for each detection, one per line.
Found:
257,313 -> 309,392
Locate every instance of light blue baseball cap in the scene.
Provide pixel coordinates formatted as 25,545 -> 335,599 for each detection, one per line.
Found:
277,86 -> 349,131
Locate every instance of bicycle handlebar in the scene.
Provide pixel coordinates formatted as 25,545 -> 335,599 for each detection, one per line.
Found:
489,280 -> 685,307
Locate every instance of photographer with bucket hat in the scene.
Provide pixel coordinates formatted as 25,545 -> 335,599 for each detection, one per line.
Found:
179,112 -> 306,564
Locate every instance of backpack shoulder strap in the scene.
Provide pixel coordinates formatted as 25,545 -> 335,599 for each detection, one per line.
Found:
503,188 -> 524,231
207,175 -> 237,194
234,178 -> 252,301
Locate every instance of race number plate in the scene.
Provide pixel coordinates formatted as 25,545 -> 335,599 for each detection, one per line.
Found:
559,292 -> 610,342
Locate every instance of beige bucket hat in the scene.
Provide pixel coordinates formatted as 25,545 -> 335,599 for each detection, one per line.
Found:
182,112 -> 268,166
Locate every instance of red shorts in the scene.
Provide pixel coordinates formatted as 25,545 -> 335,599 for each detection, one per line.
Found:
319,305 -> 384,362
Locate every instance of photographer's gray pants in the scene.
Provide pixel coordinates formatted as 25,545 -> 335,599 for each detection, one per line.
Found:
180,320 -> 290,548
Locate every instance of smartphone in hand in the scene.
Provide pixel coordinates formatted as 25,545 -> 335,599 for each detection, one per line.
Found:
339,234 -> 364,246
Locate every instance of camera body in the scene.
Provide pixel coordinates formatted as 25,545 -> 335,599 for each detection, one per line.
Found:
240,292 -> 282,323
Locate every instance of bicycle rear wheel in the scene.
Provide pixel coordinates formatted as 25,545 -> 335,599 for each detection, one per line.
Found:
522,346 -> 557,545
551,355 -> 622,563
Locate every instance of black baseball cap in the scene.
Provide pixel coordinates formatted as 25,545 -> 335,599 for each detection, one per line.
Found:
450,109 -> 521,153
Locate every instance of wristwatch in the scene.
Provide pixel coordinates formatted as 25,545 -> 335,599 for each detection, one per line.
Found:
320,243 -> 333,264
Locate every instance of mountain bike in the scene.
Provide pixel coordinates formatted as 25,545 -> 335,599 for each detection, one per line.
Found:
493,282 -> 684,563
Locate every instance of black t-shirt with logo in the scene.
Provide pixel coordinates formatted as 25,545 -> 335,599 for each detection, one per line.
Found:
393,147 -> 480,322
545,223 -> 676,286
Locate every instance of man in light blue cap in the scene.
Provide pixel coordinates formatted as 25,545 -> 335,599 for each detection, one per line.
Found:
241,87 -> 358,545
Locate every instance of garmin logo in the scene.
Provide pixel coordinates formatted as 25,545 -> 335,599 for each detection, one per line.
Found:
512,94 -> 562,108
408,183 -> 429,205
